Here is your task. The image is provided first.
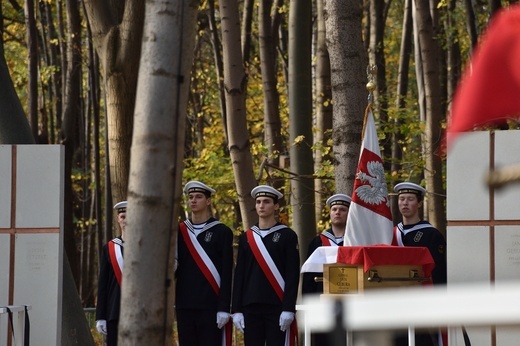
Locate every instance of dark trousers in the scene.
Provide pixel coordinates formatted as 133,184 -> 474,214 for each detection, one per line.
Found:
107,320 -> 119,346
176,309 -> 222,346
243,305 -> 285,346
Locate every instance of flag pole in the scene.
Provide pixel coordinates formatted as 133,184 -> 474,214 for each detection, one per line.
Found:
362,65 -> 377,142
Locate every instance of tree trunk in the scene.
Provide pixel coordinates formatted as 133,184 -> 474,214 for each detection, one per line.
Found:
219,0 -> 258,229
24,0 -> 39,141
414,0 -> 446,235
82,0 -> 145,204
463,0 -> 479,50
259,0 -> 284,168
208,0 -> 229,143
62,0 -> 83,286
324,0 -> 368,195
119,0 -> 198,344
314,0 -> 333,222
368,0 -> 390,169
241,0 -> 255,65
392,0 -> 413,224
289,0 -> 315,259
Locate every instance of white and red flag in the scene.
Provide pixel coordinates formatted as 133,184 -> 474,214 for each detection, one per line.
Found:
344,106 -> 393,246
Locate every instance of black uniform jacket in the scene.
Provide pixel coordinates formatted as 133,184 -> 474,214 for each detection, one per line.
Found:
175,218 -> 234,312
302,229 -> 343,295
96,237 -> 123,322
394,220 -> 447,284
232,223 -> 300,313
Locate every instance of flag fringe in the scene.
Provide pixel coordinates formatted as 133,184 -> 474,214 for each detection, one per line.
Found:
361,104 -> 372,142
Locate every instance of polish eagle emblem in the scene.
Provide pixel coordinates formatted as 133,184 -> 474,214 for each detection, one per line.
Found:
354,160 -> 390,207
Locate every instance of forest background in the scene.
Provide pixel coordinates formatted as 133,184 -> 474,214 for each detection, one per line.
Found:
1,0 -> 516,343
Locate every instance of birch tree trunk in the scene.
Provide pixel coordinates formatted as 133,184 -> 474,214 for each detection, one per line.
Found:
414,0 -> 446,234
324,0 -> 368,194
119,0 -> 198,344
219,0 -> 258,229
82,0 -> 145,204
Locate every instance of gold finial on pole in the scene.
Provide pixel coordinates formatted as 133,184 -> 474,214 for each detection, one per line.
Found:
366,65 -> 377,104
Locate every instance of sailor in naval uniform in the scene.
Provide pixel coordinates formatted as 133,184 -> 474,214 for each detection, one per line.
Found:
232,185 -> 300,346
302,193 -> 351,296
392,182 -> 447,346
96,200 -> 127,346
301,193 -> 351,346
391,182 -> 447,284
175,181 -> 234,346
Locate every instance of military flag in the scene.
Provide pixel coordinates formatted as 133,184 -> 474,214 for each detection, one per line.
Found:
345,106 -> 393,246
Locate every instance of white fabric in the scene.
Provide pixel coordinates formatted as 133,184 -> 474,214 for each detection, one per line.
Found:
112,239 -> 124,272
216,311 -> 230,329
300,247 -> 339,273
232,313 -> 245,333
279,311 -> 295,332
96,320 -> 107,335
345,109 -> 393,246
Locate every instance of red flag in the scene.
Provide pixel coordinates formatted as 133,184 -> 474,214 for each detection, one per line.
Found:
345,106 -> 393,246
448,5 -> 520,136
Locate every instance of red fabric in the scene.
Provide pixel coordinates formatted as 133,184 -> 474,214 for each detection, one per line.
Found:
336,245 -> 435,277
448,5 -> 520,136
319,234 -> 332,246
108,241 -> 122,286
223,321 -> 232,346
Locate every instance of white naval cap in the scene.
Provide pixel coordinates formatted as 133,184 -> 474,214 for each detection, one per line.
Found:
251,185 -> 283,201
326,193 -> 352,207
394,182 -> 426,196
184,180 -> 216,196
113,201 -> 127,214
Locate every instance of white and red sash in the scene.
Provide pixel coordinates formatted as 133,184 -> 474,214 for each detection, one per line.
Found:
247,225 -> 297,346
108,238 -> 124,286
179,220 -> 222,295
392,222 -> 433,246
246,225 -> 287,301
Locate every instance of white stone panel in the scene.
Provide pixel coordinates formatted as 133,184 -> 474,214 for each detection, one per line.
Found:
494,226 -> 520,281
494,131 -> 520,220
15,145 -> 63,228
496,326 -> 520,345
0,234 -> 9,346
447,226 -> 490,283
14,233 -> 62,346
0,146 -> 11,228
447,132 -> 490,220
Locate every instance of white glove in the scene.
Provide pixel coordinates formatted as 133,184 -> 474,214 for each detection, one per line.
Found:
279,311 -> 295,332
216,311 -> 230,329
96,320 -> 107,335
232,312 -> 245,333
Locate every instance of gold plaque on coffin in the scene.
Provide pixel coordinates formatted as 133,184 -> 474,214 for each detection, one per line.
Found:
323,264 -> 362,294
323,264 -> 429,295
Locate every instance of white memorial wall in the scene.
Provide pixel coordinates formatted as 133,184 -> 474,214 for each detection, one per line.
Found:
0,145 -> 64,346
447,131 -> 520,345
